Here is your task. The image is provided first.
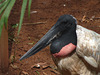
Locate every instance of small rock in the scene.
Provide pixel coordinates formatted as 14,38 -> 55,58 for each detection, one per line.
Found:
63,4 -> 66,7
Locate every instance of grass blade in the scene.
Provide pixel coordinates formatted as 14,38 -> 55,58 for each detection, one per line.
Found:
28,0 -> 32,18
18,0 -> 28,35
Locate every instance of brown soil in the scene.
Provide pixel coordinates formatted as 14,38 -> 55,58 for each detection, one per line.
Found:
1,0 -> 100,75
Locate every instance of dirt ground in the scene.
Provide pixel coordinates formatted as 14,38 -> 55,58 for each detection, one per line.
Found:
1,0 -> 100,75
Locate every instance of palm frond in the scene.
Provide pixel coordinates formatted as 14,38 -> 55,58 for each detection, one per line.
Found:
4,0 -> 16,27
0,0 -> 7,9
0,0 -> 32,37
18,0 -> 28,35
0,0 -> 4,3
0,0 -> 10,15
28,0 -> 32,18
0,0 -> 16,37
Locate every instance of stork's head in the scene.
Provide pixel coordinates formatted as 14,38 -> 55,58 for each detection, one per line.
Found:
20,15 -> 77,60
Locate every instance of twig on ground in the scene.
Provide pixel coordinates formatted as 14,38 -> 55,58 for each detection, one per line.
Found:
22,22 -> 46,25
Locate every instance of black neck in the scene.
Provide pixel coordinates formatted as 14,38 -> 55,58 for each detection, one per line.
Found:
50,27 -> 77,54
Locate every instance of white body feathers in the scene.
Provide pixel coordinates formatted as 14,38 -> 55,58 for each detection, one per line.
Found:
52,25 -> 100,75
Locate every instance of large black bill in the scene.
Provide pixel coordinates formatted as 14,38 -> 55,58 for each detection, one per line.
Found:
19,24 -> 62,61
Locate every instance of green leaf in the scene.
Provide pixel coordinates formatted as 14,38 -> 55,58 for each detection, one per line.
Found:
28,0 -> 32,18
0,0 -> 10,15
3,0 -> 16,28
0,0 -> 7,9
0,0 -> 3,2
0,0 -> 16,37
0,17 -> 4,37
18,0 -> 28,35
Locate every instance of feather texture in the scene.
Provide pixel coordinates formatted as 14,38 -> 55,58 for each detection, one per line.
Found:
52,25 -> 100,75
76,25 -> 100,68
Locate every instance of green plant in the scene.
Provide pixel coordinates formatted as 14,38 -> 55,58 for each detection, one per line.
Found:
0,0 -> 32,37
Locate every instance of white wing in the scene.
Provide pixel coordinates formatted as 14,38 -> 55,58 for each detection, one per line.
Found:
76,25 -> 100,68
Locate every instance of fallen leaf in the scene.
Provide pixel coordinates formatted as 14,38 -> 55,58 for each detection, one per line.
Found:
30,11 -> 37,14
10,64 -> 18,69
90,15 -> 95,21
31,64 -> 40,68
81,15 -> 86,22
43,72 -> 47,75
10,55 -> 15,63
31,62 -> 48,69
22,71 -> 29,75
50,69 -> 60,75
41,65 -> 49,69
81,15 -> 89,22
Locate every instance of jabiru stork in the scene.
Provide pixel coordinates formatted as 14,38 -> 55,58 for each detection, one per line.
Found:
20,15 -> 100,75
